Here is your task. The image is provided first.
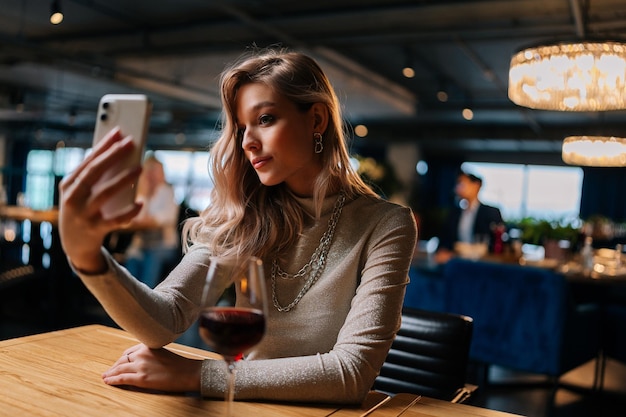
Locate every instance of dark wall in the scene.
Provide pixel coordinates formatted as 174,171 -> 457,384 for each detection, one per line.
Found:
580,167 -> 626,222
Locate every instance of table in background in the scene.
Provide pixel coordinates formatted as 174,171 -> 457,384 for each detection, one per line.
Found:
0,324 -> 524,417
0,205 -> 79,332
0,205 -> 61,270
0,206 -> 161,335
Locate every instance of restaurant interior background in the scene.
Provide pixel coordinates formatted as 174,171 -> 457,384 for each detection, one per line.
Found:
1,1 -> 626,416
2,0 -> 626,238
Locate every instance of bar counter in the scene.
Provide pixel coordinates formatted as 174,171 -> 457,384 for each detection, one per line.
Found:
0,324 -> 524,417
0,205 -> 59,224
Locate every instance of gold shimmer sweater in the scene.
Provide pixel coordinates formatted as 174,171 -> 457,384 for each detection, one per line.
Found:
74,194 -> 417,404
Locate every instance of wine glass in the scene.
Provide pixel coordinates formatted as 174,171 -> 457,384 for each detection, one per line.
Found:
198,256 -> 267,416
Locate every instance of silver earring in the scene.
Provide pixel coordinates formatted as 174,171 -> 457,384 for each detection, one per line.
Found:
314,132 -> 323,154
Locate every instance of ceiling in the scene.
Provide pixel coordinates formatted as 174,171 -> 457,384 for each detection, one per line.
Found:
1,0 -> 626,163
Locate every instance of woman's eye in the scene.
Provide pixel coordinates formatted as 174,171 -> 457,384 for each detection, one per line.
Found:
259,114 -> 274,125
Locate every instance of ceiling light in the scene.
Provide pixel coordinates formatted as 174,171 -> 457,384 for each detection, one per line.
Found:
462,108 -> 473,120
50,0 -> 63,25
402,48 -> 416,79
354,124 -> 368,137
508,40 -> 626,111
562,135 -> 626,166
402,66 -> 415,78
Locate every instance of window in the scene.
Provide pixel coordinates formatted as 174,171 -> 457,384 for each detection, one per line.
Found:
24,148 -> 213,213
462,162 -> 583,222
154,150 -> 212,211
25,150 -> 55,210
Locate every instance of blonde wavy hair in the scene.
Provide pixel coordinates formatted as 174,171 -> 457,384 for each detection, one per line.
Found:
182,48 -> 377,261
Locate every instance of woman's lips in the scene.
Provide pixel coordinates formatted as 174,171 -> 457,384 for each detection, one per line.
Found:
251,156 -> 271,169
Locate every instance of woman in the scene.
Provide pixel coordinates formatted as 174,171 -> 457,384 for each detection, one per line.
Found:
58,49 -> 417,404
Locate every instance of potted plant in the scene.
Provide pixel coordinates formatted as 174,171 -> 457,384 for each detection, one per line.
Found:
517,217 -> 581,259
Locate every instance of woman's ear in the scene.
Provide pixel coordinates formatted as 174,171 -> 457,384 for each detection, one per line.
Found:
310,103 -> 329,135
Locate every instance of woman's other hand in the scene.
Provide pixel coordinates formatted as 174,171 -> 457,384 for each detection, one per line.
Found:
102,344 -> 202,393
58,127 -> 142,273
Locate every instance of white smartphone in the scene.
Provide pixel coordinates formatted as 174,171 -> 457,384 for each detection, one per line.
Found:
91,94 -> 152,219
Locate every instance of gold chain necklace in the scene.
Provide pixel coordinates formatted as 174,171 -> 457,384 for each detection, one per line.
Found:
271,191 -> 346,312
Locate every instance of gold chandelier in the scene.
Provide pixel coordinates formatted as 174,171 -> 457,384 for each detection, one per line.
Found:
508,40 -> 626,111
562,135 -> 626,166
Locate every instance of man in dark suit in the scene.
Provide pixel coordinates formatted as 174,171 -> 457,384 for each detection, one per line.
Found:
435,171 -> 503,263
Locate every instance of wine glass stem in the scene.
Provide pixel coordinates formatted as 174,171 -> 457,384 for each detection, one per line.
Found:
225,360 -> 236,416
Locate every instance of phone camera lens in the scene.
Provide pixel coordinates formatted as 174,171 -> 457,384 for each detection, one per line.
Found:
100,114 -> 107,121
102,102 -> 110,109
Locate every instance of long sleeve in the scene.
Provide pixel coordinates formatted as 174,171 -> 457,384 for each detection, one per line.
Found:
72,244 -> 227,348
72,195 -> 417,404
473,204 -> 503,237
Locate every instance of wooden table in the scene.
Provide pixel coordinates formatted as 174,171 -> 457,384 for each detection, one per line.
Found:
0,325 -> 524,417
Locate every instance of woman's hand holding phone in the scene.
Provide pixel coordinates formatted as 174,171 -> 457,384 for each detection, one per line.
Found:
58,128 -> 144,274
58,94 -> 151,274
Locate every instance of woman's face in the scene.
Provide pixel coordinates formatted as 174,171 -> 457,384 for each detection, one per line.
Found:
236,82 -> 324,196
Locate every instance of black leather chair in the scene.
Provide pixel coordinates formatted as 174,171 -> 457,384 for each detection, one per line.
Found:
373,307 -> 476,403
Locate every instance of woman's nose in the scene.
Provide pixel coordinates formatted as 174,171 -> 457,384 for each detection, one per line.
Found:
241,130 -> 259,151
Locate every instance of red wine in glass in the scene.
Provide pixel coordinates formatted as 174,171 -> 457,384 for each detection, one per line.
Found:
198,256 -> 267,417
199,306 -> 265,361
